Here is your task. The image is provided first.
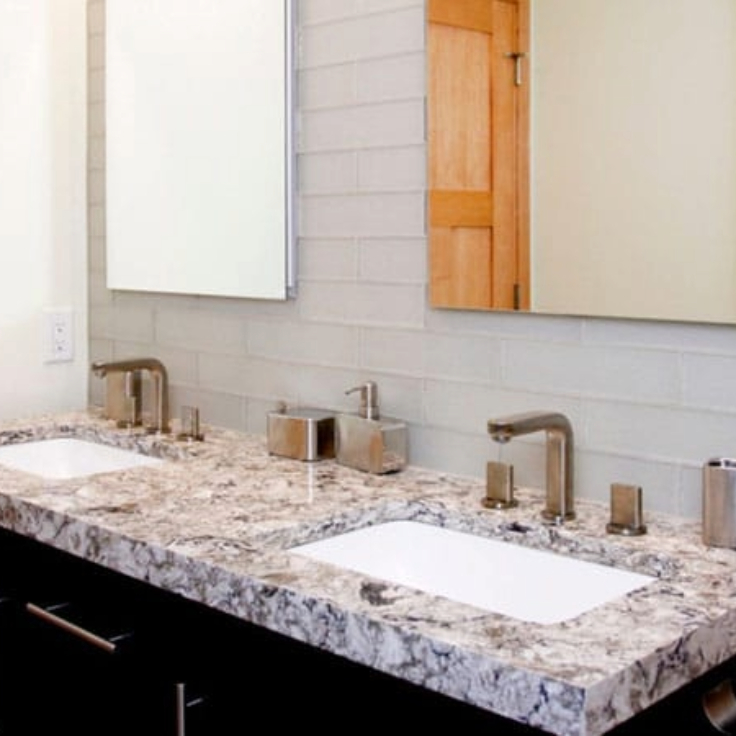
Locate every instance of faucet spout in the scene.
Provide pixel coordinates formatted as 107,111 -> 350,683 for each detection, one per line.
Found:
91,358 -> 170,434
488,411 -> 574,524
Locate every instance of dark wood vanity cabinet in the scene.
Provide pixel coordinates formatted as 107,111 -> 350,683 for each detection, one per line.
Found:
0,528 -> 515,735
0,527 -> 730,735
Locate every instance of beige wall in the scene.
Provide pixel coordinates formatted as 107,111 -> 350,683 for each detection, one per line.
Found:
88,0 -> 736,520
532,0 -> 736,322
0,0 -> 88,419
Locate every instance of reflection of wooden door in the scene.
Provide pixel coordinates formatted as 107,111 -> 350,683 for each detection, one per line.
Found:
428,0 -> 529,310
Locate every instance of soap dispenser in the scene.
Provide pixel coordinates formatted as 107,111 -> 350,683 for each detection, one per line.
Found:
335,381 -> 407,474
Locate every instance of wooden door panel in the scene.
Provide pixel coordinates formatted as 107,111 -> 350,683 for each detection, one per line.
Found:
428,0 -> 529,311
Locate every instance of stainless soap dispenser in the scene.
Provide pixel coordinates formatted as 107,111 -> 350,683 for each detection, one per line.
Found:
335,381 -> 407,474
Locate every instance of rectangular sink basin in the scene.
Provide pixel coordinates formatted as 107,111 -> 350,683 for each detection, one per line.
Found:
290,521 -> 654,624
0,438 -> 164,480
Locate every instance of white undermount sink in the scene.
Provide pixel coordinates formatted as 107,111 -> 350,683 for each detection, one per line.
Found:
0,438 -> 164,480
290,520 -> 654,624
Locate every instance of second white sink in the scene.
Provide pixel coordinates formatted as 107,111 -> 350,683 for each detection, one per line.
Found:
0,438 -> 164,480
290,520 -> 654,624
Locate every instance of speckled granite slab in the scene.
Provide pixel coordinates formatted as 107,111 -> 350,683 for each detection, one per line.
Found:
0,410 -> 734,735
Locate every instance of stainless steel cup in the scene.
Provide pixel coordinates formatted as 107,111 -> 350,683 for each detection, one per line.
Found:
703,458 -> 736,548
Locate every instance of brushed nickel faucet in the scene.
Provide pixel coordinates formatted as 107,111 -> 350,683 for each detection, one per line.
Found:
487,411 -> 574,524
92,358 -> 170,434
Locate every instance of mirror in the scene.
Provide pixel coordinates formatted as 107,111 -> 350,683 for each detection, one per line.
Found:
428,0 -> 736,324
105,0 -> 296,300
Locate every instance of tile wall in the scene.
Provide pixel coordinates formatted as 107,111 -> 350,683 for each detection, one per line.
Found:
87,0 -> 736,519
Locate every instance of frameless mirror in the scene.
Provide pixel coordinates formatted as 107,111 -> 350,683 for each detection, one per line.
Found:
105,0 -> 296,300
428,0 -> 736,324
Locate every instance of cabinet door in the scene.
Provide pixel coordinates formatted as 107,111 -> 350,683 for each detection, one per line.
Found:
4,599 -> 172,736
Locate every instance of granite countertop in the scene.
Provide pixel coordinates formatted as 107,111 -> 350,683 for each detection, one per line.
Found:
0,410 -> 734,735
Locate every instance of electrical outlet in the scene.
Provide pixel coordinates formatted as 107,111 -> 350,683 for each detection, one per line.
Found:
44,308 -> 74,363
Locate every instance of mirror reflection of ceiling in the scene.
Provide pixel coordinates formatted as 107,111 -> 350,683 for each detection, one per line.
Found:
434,0 -> 736,324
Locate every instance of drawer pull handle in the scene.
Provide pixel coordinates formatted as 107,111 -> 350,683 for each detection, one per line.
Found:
176,682 -> 207,736
25,602 -> 119,654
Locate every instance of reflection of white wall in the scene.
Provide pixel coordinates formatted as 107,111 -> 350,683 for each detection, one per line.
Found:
533,0 -> 736,323
0,0 -> 87,419
106,0 -> 288,300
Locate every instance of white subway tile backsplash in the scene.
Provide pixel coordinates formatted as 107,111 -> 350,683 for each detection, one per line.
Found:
297,281 -> 425,327
89,304 -> 113,341
288,365 -> 366,410
504,341 -> 681,404
88,204 -> 105,239
360,328 -> 425,375
299,65 -> 356,110
683,354 -> 736,411
88,270 -> 112,307
424,333 -> 503,383
300,100 -> 425,152
586,401 -> 736,463
357,145 -> 425,191
198,353 -> 256,397
300,8 -> 424,67
583,316 -> 736,353
88,101 -> 104,137
298,238 -> 359,281
358,0 -> 424,16
301,192 -> 424,238
87,1 -> 104,35
407,425 -> 502,480
356,53 -> 425,103
170,386 -> 246,433
574,450 -> 682,516
361,328 -> 503,383
299,151 -> 358,194
88,69 -> 104,104
88,171 -> 105,205
299,0 -> 359,26
358,237 -> 426,283
155,310 -> 246,355
88,32 -> 104,69
680,465 -> 706,520
422,381 -> 523,435
105,304 -> 155,344
87,241 -> 106,279
248,319 -> 359,367
425,308 -> 584,342
88,136 -> 105,170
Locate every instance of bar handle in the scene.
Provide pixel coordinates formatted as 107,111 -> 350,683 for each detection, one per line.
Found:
175,682 -> 207,736
25,601 -> 128,654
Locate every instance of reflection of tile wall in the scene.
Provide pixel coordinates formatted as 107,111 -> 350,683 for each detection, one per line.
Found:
88,0 -> 736,520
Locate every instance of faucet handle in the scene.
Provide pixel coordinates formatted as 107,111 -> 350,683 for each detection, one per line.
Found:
176,406 -> 204,442
483,461 -> 518,510
606,483 -> 646,536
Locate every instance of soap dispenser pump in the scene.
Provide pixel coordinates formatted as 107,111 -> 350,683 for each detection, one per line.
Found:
346,380 -> 380,420
335,381 -> 407,474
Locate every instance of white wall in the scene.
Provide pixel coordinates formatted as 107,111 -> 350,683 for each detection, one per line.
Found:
88,0 -> 736,521
0,0 -> 88,419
